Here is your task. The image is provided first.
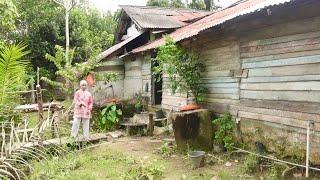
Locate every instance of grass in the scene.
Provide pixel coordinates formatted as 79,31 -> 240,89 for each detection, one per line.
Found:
29,147 -> 165,180
217,169 -> 233,180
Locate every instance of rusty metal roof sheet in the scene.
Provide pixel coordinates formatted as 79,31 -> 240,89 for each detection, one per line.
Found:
98,31 -> 144,60
132,0 -> 294,53
121,5 -> 211,29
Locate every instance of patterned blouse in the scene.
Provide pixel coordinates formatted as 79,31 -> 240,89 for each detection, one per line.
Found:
73,89 -> 93,119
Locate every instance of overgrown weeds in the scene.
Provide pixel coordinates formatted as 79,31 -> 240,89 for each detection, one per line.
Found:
29,147 -> 165,180
156,142 -> 177,158
266,163 -> 286,180
121,160 -> 165,179
217,169 -> 233,180
242,154 -> 260,173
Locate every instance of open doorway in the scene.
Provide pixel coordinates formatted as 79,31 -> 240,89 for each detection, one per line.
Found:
151,52 -> 162,105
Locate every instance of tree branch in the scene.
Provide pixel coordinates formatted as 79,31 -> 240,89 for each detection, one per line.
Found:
67,0 -> 78,12
53,0 -> 65,7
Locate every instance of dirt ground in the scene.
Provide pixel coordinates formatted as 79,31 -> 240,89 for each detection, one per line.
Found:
101,135 -> 242,180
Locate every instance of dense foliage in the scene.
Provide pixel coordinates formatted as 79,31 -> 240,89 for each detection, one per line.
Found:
188,0 -> 206,10
154,37 -> 207,102
1,0 -> 117,78
41,45 -> 100,97
0,43 -> 29,121
147,0 -> 217,10
0,43 -> 29,105
0,0 -> 19,45
147,0 -> 184,8
70,8 -> 116,62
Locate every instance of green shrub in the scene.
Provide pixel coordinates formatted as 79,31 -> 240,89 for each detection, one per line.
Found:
212,112 -> 235,151
97,103 -> 122,131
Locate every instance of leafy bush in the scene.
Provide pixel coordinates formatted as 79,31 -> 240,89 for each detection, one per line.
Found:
212,112 -> 235,151
153,37 -> 207,102
97,103 -> 122,131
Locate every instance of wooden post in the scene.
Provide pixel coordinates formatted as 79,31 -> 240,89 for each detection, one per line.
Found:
31,83 -> 36,103
149,113 -> 154,136
306,120 -> 313,178
37,67 -> 40,86
51,110 -> 55,138
36,85 -> 44,139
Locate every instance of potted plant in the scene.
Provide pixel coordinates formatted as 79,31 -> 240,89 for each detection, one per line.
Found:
134,92 -> 143,114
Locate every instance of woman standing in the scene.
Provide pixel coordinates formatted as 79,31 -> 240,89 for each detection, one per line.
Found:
71,80 -> 93,139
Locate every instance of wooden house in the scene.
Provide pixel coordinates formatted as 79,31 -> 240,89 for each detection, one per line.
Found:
93,6 -> 210,104
97,0 -> 320,163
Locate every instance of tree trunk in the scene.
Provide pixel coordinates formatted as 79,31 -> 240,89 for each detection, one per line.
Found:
204,0 -> 214,11
65,9 -> 70,62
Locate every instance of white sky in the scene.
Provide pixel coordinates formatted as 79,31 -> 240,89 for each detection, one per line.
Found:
91,0 -> 239,13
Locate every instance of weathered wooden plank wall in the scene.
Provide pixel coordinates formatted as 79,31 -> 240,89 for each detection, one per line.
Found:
235,2 -> 320,163
199,37 -> 241,111
161,76 -> 191,110
237,25 -> 320,127
92,59 -> 124,104
141,55 -> 152,103
160,1 -> 320,162
123,55 -> 152,101
123,57 -> 143,99
161,37 -> 242,110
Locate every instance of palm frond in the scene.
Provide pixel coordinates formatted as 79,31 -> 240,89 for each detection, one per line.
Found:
0,168 -> 16,180
3,161 -> 22,180
0,43 -> 29,106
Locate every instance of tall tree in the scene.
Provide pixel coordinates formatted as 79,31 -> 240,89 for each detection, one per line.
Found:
15,0 -> 65,75
171,0 -> 185,8
147,0 -> 170,7
187,0 -> 206,10
204,0 -> 218,11
0,0 -> 19,45
53,0 -> 77,63
70,9 -> 116,62
147,0 -> 185,8
13,0 -> 116,76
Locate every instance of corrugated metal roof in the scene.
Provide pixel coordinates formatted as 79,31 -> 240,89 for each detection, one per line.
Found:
132,0 -> 295,53
121,5 -> 211,29
98,31 -> 144,61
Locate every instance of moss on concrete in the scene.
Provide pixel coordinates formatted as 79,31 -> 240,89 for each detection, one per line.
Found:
170,109 -> 213,152
240,118 -> 318,164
